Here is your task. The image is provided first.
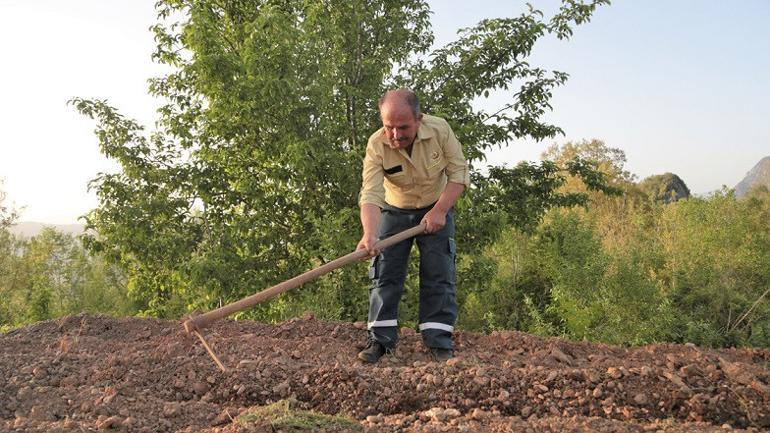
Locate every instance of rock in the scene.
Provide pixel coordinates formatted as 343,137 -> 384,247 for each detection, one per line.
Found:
592,386 -> 603,398
719,357 -> 770,393
471,408 -> 487,420
679,363 -> 700,378
272,380 -> 291,397
445,408 -> 461,419
426,407 -> 448,422
662,372 -> 692,394
237,360 -> 258,368
549,346 -> 574,365
96,415 -> 122,430
32,367 -> 47,380
162,402 -> 180,417
16,386 -> 32,399
634,393 -> 648,405
548,405 -> 561,416
102,391 -> 117,405
29,405 -> 56,421
607,367 -> 623,379
587,371 -> 601,383
123,417 -> 137,427
193,382 -> 209,396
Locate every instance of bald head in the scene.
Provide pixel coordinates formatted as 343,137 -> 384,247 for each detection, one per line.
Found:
379,88 -> 421,119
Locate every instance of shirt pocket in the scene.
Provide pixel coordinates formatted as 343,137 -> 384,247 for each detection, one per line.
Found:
384,170 -> 412,189
425,145 -> 447,175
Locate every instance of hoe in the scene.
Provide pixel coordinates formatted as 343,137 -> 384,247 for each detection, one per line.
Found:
182,223 -> 426,371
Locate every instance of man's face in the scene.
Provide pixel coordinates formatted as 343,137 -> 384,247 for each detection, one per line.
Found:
380,102 -> 421,150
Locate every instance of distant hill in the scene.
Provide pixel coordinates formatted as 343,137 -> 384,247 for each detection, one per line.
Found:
638,173 -> 691,203
735,156 -> 770,198
8,222 -> 86,238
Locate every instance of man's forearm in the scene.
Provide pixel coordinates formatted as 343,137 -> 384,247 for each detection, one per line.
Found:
360,203 -> 381,237
434,182 -> 465,214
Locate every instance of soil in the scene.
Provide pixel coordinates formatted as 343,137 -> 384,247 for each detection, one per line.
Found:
1,313 -> 769,433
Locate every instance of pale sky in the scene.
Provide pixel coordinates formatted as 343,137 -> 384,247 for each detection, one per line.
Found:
1,1 -> 768,224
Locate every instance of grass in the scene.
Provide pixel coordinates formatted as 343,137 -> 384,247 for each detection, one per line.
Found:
237,399 -> 362,431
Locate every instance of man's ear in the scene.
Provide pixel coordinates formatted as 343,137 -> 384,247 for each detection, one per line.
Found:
416,113 -> 423,122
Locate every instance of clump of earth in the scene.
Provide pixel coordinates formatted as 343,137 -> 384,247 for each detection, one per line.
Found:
1,313 -> 769,432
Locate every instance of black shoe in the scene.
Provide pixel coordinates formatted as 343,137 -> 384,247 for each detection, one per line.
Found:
429,347 -> 453,362
358,339 -> 390,363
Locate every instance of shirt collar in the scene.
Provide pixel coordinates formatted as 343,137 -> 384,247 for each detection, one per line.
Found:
416,116 -> 434,142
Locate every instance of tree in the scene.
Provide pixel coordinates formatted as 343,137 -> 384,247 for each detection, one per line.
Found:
638,173 -> 691,203
0,180 -> 18,230
72,0 -> 610,319
542,139 -> 636,187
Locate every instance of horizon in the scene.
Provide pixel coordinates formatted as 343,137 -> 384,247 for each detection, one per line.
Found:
1,0 -> 769,225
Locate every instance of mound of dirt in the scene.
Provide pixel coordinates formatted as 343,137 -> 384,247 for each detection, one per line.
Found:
1,313 -> 769,432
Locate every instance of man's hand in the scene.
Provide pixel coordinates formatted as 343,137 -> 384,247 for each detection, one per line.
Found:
421,207 -> 447,234
359,203 -> 382,257
357,233 -> 380,258
422,182 -> 464,233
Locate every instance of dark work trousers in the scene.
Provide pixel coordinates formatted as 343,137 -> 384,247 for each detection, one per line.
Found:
367,203 -> 457,350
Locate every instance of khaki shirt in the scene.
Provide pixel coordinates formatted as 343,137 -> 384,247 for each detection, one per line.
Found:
359,114 -> 470,209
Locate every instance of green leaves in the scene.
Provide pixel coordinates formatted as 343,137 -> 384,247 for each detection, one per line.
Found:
0,227 -> 136,327
460,156 -> 619,243
73,0 -> 611,320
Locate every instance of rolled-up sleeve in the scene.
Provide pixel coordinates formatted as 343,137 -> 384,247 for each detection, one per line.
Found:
359,144 -> 386,208
443,124 -> 470,188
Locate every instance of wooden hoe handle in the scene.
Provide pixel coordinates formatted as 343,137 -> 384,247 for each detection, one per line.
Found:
183,223 -> 426,333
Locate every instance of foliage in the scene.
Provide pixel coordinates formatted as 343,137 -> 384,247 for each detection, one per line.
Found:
542,139 -> 636,186
466,158 -> 621,237
639,172 -> 691,203
452,141 -> 770,348
0,227 -> 136,328
472,188 -> 770,347
72,0 -> 611,321
0,180 -> 19,230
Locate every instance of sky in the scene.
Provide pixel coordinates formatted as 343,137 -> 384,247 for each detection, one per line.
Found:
1,1 -> 768,224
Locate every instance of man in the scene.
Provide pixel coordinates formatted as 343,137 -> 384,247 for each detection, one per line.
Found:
357,88 -> 470,363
